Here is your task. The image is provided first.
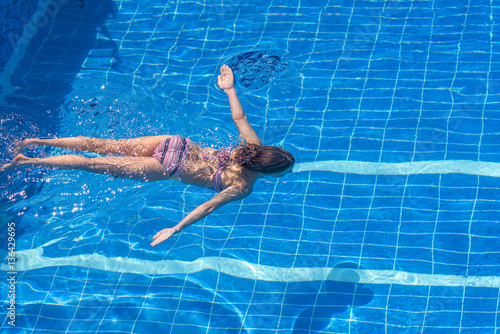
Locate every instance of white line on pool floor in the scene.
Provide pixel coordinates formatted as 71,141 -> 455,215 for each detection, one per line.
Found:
293,159 -> 500,178
3,244 -> 499,288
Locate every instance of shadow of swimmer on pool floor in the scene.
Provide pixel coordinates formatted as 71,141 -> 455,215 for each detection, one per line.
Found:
288,262 -> 374,333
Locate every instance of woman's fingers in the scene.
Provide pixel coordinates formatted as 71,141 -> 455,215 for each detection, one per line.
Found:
151,234 -> 167,246
220,64 -> 231,76
151,228 -> 175,246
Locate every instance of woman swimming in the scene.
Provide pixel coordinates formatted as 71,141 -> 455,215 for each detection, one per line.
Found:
1,65 -> 295,247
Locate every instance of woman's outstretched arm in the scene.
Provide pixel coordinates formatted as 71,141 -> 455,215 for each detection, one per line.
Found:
150,185 -> 251,247
217,65 -> 262,146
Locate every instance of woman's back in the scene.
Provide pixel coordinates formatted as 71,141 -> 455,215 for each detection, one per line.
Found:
180,142 -> 259,192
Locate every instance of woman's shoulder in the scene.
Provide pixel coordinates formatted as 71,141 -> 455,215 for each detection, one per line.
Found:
226,165 -> 259,186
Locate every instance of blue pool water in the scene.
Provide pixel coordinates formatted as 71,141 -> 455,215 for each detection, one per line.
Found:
2,0 -> 500,333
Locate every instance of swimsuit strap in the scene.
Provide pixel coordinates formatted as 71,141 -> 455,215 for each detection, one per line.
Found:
202,149 -> 231,167
213,168 -> 225,192
201,146 -> 233,192
215,150 -> 230,168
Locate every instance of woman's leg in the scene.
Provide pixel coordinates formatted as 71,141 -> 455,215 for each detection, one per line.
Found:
16,135 -> 174,157
2,154 -> 169,181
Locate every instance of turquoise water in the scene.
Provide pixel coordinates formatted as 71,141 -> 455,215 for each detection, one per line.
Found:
1,0 -> 500,333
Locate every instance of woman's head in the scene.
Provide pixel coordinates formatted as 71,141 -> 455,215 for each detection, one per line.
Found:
233,144 -> 295,175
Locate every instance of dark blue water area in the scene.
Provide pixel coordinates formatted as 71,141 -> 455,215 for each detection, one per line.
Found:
5,0 -> 116,102
0,0 -> 39,68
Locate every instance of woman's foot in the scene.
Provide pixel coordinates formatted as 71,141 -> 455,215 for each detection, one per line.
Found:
1,154 -> 30,171
13,139 -> 32,156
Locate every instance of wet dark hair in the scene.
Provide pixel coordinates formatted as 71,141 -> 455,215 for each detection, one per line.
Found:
233,144 -> 295,174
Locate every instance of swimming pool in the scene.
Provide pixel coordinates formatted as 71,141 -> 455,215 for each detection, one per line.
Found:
1,0 -> 500,332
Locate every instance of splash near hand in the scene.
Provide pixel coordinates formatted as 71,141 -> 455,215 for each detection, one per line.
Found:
217,64 -> 234,91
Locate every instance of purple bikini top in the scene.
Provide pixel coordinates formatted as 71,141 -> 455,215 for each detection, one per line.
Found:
202,148 -> 231,192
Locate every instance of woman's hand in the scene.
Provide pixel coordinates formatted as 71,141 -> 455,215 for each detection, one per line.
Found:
217,64 -> 234,91
151,227 -> 178,247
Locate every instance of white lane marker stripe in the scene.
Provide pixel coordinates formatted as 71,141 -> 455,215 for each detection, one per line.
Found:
3,246 -> 498,288
293,160 -> 500,177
